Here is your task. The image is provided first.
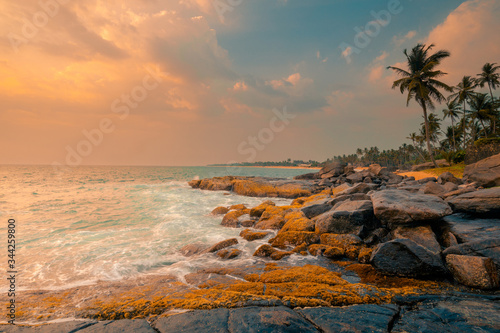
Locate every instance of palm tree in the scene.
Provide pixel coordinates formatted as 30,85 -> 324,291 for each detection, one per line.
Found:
388,43 -> 452,167
442,100 -> 461,151
449,76 -> 477,148
421,113 -> 441,148
476,63 -> 500,100
407,132 -> 426,161
469,93 -> 494,138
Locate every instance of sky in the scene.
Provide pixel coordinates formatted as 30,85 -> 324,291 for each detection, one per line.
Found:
1,0 -> 499,166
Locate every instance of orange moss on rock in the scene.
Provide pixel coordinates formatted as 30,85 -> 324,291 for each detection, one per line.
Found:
211,206 -> 229,215
257,265 -> 346,286
280,212 -> 315,233
320,233 -> 363,249
249,200 -> 276,217
240,229 -> 270,241
254,215 -> 286,230
358,247 -> 373,264
270,231 -> 319,248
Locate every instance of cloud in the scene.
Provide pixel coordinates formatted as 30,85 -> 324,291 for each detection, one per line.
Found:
424,0 -> 500,84
392,30 -> 417,46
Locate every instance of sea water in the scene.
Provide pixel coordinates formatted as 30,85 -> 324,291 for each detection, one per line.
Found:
0,165 -> 313,291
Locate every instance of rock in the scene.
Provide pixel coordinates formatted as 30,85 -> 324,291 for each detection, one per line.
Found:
240,229 -> 270,241
445,254 -> 499,289
319,161 -> 345,177
229,204 -> 247,211
217,248 -> 242,260
153,308 -> 230,333
411,159 -> 449,171
417,176 -> 438,184
463,152 -> 500,188
196,177 -> 233,190
301,204 -> 332,219
254,244 -> 276,257
392,296 -> 500,333
205,238 -> 238,253
314,200 -> 376,235
254,215 -> 286,230
270,250 -> 293,260
293,172 -> 319,180
79,320 -> 157,333
0,321 -> 98,333
391,225 -> 441,254
370,238 -> 447,277
447,187 -> 500,217
221,210 -> 249,228
280,212 -> 315,233
211,206 -> 229,215
228,306 -> 319,333
437,171 -> 462,185
323,246 -> 345,259
320,233 -> 362,249
364,228 -> 390,246
249,200 -> 275,218
241,220 -> 255,227
337,183 -> 373,195
443,215 -> 500,244
368,164 -> 390,176
441,231 -> 459,248
179,243 -> 209,257
422,182 -> 446,196
346,172 -> 364,184
297,304 -> 399,333
307,244 -> 330,256
358,247 -> 373,264
442,186 -> 476,199
442,182 -> 459,193
270,231 -> 319,248
443,238 -> 500,269
184,272 -> 241,288
371,190 -> 452,226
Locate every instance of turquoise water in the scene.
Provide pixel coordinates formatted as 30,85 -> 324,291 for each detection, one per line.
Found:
0,165 -> 313,291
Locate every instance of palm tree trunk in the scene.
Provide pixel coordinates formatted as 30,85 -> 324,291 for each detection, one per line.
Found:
422,104 -> 438,167
463,100 -> 467,150
479,118 -> 488,138
451,118 -> 456,152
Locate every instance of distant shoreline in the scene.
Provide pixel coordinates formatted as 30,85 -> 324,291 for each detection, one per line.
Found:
208,165 -> 321,170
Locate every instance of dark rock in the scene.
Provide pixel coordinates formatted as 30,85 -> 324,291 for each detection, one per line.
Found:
364,227 -> 390,246
447,187 -> 500,217
154,308 -> 230,333
228,306 -> 319,333
392,296 -> 500,333
371,238 -> 447,277
297,304 -> 399,333
253,244 -> 276,257
205,238 -> 238,253
0,321 -> 97,333
346,172 -> 364,184
314,200 -> 376,235
179,243 -> 209,257
79,320 -> 156,333
417,176 -> 438,184
337,183 -> 373,195
371,190 -> 452,226
240,229 -> 270,241
293,172 -> 319,180
446,254 -> 499,289
442,182 -> 459,193
319,161 -> 345,177
443,238 -> 500,268
442,186 -> 476,199
443,215 -> 500,244
301,204 -> 332,219
437,171 -> 462,185
184,272 -> 241,288
463,152 -> 500,188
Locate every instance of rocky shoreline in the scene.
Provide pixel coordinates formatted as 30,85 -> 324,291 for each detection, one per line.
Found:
3,154 -> 499,332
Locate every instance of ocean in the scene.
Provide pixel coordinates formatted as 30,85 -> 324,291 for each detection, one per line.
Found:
0,165 -> 314,292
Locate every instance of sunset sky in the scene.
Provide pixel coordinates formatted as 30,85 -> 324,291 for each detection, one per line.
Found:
1,0 -> 499,166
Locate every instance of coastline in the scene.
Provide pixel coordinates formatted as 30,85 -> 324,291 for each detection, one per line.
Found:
208,165 -> 322,170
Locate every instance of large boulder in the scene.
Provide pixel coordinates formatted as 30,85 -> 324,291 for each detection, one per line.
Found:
446,187 -> 500,217
443,238 -> 500,269
205,238 -> 238,253
445,254 -> 499,289
370,238 -> 447,277
463,152 -> 500,187
301,203 -> 332,219
314,200 -> 376,235
319,161 -> 345,178
371,190 -> 452,226
437,171 -> 462,185
391,225 -> 441,254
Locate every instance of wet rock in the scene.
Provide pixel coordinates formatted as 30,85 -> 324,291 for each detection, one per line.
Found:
211,206 -> 229,215
371,238 -> 447,277
179,243 -> 209,257
320,233 -> 362,249
323,246 -> 345,259
80,320 -> 157,332
228,306 -> 319,333
205,238 -> 238,253
280,212 -> 315,233
371,190 -> 452,226
217,248 -> 242,260
314,200 -> 375,235
240,220 -> 255,227
443,215 -> 500,243
184,272 -> 241,288
446,254 -> 499,289
358,247 -> 373,264
154,308 -> 230,333
254,215 -> 286,230
253,244 -> 276,257
270,250 -> 293,260
307,244 -> 330,256
463,152 -> 500,188
391,225 -> 441,254
249,200 -> 275,218
240,229 -> 270,241
447,187 -> 500,217
297,304 -> 399,333
221,210 -> 250,228
392,296 -> 500,333
437,171 -> 462,185
270,231 -> 319,248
